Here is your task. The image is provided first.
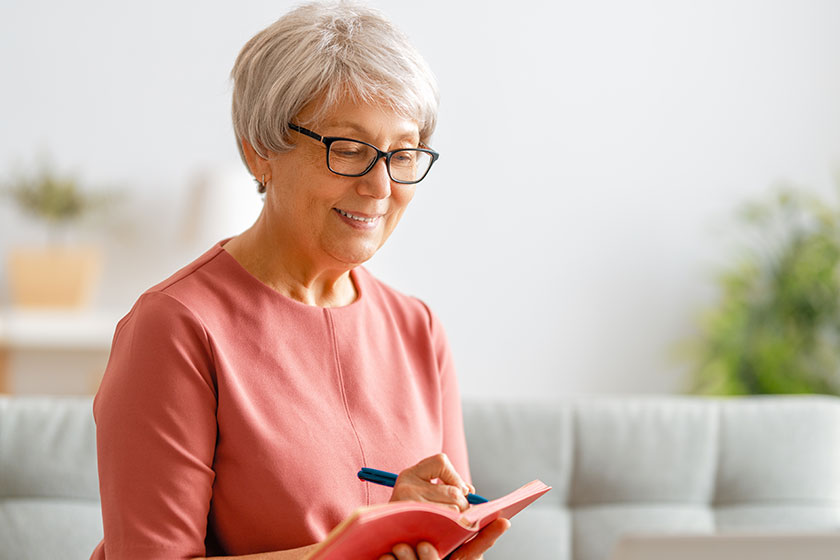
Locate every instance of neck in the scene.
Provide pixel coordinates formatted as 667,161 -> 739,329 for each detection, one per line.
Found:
223,215 -> 358,308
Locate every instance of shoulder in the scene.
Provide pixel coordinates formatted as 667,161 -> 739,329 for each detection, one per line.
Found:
100,252 -> 224,406
112,244 -> 233,345
354,267 -> 448,341
355,269 -> 455,381
122,243 -> 237,326
145,244 -> 229,308
356,267 -> 432,323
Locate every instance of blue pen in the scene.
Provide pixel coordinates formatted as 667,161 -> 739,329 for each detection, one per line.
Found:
357,467 -> 489,504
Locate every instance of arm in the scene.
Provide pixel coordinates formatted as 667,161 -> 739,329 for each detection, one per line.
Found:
95,292 -> 220,558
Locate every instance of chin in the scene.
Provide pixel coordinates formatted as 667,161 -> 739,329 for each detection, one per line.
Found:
328,244 -> 380,268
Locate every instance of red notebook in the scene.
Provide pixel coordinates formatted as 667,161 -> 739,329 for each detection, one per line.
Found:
308,480 -> 551,559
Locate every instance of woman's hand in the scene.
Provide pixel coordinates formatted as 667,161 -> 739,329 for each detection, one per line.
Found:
383,454 -> 510,559
377,541 -> 438,560
389,454 -> 474,512
376,518 -> 510,560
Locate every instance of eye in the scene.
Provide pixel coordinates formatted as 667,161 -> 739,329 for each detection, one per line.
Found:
330,141 -> 371,160
335,148 -> 364,158
392,151 -> 417,165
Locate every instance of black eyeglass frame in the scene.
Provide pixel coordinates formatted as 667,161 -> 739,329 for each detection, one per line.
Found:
288,123 -> 440,185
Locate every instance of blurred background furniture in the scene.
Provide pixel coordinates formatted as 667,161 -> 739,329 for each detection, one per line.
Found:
0,396 -> 100,559
0,309 -> 116,394
467,396 -> 840,560
2,395 -> 839,559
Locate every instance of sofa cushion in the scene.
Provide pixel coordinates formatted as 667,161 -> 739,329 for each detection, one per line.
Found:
489,505 -> 571,560
0,499 -> 102,560
570,398 -> 717,505
0,396 -> 98,500
715,396 -> 840,503
574,505 -> 714,560
0,396 -> 102,560
464,400 -> 573,505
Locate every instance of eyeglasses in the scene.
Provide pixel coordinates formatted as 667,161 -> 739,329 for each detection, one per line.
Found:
288,123 -> 439,184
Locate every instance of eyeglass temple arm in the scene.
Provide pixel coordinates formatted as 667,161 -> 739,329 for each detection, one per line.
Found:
288,123 -> 322,142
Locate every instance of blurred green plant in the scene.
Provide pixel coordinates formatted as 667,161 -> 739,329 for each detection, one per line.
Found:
4,166 -> 103,224
2,160 -> 118,243
689,186 -> 840,396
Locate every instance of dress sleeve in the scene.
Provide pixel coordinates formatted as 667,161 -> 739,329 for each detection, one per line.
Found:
93,291 -> 218,559
426,306 -> 472,485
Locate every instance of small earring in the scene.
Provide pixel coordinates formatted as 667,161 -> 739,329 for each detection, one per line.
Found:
261,174 -> 266,186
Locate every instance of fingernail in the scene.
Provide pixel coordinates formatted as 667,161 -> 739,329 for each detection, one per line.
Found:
419,542 -> 433,554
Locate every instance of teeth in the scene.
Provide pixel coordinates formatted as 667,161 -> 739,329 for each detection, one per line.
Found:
337,208 -> 377,223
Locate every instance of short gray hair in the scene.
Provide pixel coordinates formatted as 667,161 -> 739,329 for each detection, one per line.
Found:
231,1 -> 439,191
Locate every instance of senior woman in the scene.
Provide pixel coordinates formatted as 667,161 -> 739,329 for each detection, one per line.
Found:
90,2 -> 508,560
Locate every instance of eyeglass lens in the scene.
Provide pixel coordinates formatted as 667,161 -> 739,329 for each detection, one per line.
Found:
328,140 -> 433,183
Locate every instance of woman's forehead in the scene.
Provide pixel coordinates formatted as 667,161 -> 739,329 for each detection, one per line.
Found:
299,95 -> 420,140
326,119 -> 419,141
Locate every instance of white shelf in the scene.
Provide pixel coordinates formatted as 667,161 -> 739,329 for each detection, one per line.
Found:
0,309 -> 122,350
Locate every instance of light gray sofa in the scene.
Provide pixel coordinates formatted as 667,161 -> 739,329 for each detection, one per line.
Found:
0,396 -> 100,560
467,396 -> 840,560
2,395 -> 840,560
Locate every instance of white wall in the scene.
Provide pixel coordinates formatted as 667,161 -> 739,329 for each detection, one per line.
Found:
1,0 -> 839,399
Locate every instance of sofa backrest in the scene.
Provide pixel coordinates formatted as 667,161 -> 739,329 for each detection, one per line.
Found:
0,396 -> 101,560
463,395 -> 840,560
3,395 -> 840,560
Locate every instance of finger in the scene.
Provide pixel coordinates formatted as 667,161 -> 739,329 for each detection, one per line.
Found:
416,541 -> 441,560
449,518 -> 510,559
423,482 -> 470,511
393,479 -> 469,512
393,454 -> 472,511
402,454 -> 470,495
391,543 -> 418,560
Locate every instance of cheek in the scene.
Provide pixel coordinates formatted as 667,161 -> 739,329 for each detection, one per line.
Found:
392,187 -> 416,211
386,189 -> 415,228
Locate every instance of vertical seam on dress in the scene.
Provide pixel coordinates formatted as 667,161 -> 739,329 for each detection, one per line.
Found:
325,308 -> 370,506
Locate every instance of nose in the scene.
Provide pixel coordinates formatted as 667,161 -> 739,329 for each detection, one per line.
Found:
356,156 -> 392,199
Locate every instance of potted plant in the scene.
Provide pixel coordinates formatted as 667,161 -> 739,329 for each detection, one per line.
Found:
3,162 -> 114,308
687,185 -> 840,396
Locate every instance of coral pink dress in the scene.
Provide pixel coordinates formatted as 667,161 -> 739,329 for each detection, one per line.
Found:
90,243 -> 470,559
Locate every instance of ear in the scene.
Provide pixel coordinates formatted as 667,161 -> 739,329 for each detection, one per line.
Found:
240,138 -> 272,184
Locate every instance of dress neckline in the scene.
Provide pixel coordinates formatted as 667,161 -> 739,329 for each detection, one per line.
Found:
212,240 -> 367,313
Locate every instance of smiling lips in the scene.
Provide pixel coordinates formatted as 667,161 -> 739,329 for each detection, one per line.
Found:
335,208 -> 381,225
